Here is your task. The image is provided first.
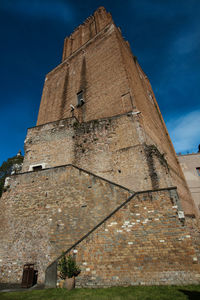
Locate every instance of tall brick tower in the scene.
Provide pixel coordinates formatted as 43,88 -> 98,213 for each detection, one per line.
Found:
1,7 -> 199,289
25,7 -> 195,216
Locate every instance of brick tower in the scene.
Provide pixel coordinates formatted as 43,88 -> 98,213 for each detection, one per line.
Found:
25,7 -> 195,216
0,7 -> 199,289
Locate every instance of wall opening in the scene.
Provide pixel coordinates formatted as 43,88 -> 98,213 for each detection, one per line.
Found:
77,91 -> 85,107
33,165 -> 42,172
29,163 -> 46,172
21,264 -> 38,288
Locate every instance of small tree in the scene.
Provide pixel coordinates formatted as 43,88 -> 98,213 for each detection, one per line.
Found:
58,253 -> 80,279
58,253 -> 68,280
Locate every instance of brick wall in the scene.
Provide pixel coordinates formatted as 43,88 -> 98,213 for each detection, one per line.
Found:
0,165 -> 131,285
35,6 -> 195,216
1,165 -> 200,287
114,27 -> 196,216
62,7 -> 112,61
37,22 -> 130,126
74,189 -> 200,287
178,153 -> 200,214
1,6 -> 199,289
24,112 -> 194,215
22,114 -> 173,193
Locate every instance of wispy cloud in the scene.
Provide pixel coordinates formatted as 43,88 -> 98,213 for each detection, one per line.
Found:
0,0 -> 75,23
167,110 -> 200,154
172,29 -> 200,56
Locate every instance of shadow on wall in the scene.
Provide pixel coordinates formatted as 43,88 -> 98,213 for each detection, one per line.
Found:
179,289 -> 200,300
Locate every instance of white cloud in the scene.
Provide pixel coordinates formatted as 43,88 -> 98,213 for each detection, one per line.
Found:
171,29 -> 200,56
166,110 -> 200,153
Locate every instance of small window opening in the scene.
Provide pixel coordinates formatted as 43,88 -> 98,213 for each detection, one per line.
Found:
33,165 -> 42,172
77,91 -> 85,107
118,169 -> 121,173
196,168 -> 200,176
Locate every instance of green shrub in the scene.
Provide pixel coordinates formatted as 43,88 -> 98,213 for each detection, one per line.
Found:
58,253 -> 80,279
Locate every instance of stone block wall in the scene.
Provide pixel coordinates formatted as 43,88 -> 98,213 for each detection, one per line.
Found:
22,114 -> 172,193
0,165 -> 132,285
73,189 -> 200,287
1,165 -> 199,287
22,117 -> 76,172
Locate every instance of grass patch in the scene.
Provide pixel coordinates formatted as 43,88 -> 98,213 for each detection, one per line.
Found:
1,285 -> 200,300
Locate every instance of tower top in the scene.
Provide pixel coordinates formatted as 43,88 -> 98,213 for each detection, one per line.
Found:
62,7 -> 112,61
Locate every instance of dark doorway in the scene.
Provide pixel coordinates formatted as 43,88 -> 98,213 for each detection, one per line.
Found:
21,264 -> 38,288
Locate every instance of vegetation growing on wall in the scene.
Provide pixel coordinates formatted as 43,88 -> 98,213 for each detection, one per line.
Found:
0,154 -> 24,197
144,144 -> 169,189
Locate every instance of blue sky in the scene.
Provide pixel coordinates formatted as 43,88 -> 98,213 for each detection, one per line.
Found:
0,0 -> 200,165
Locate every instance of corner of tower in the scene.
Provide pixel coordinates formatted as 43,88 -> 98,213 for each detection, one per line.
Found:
62,6 -> 113,62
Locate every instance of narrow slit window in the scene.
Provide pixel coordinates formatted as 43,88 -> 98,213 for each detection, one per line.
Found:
77,91 -> 85,107
196,167 -> 200,176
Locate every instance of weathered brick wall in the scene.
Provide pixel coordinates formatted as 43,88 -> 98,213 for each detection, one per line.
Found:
178,153 -> 200,214
1,6 -> 199,290
36,6 -> 195,216
62,7 -> 112,61
22,114 -> 172,193
37,22 -> 130,126
0,165 -> 132,285
169,168 -> 196,216
74,189 -> 200,287
114,27 -> 196,216
185,217 -> 200,262
22,118 -> 76,172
